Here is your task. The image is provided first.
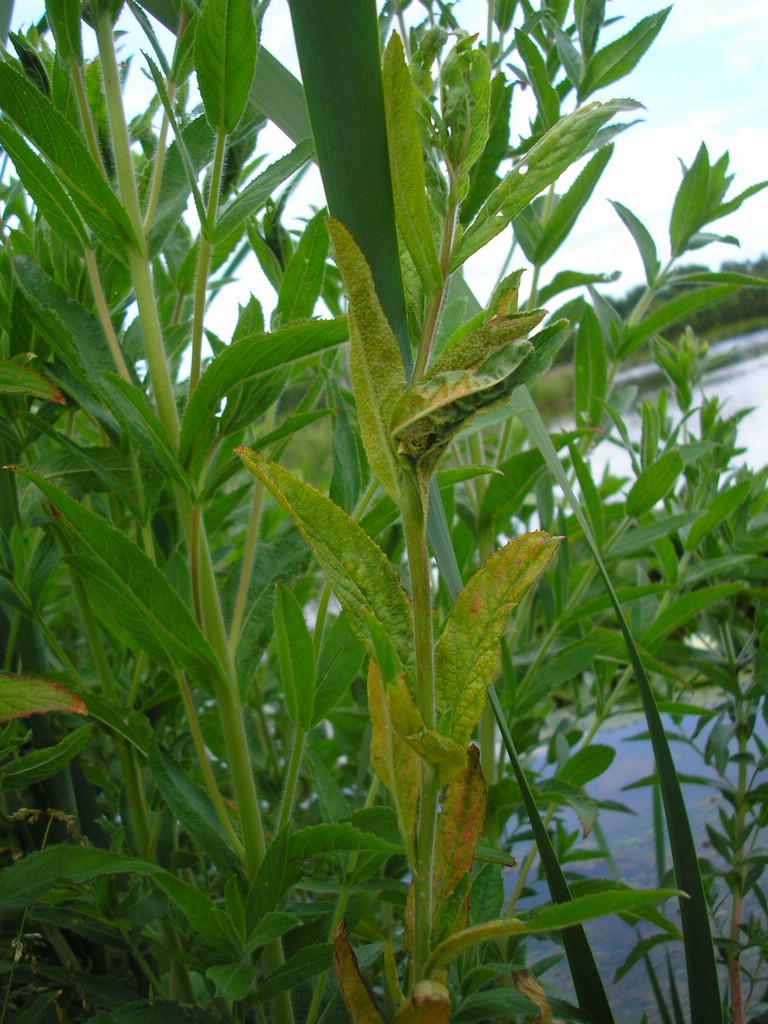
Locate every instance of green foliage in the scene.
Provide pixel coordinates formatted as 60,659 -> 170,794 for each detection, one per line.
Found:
0,4 -> 766,1024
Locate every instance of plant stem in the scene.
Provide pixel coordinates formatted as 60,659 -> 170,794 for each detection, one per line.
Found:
400,468 -> 440,980
190,127 -> 227,392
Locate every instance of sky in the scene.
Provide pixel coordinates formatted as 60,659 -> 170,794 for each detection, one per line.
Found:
9,0 -> 768,327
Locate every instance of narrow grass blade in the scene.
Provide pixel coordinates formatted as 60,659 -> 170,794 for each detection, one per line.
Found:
287,0 -> 411,371
511,384 -> 723,1024
488,686 -> 616,1023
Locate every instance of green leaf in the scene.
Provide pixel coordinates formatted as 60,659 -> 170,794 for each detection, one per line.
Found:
533,144 -> 614,265
206,962 -> 256,1001
514,29 -> 560,129
274,209 -> 329,326
0,62 -> 136,260
328,377 -> 363,513
312,612 -> 364,725
425,887 -> 679,973
669,142 -> 710,257
196,0 -> 258,134
435,532 -> 559,749
610,200 -> 659,285
255,942 -> 332,1005
148,741 -> 240,873
479,448 -> 546,527
1,724 -> 92,788
75,691 -> 152,755
576,0 -> 605,59
453,98 -> 639,269
623,284 -> 738,356
45,0 -> 83,63
0,120 -> 90,254
625,449 -> 683,517
237,450 -> 412,670
382,32 -> 442,294
214,139 -> 314,242
179,318 -> 347,466
274,583 -> 316,730
639,583 -> 741,650
574,302 -> 607,427
91,1000 -> 219,1024
14,471 -> 223,692
327,219 -> 405,500
685,480 -> 751,551
579,8 -> 671,100
0,674 -> 88,723
0,357 -> 65,404
557,743 -> 615,786
246,828 -> 288,933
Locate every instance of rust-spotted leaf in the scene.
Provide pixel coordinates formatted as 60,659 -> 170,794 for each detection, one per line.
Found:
387,676 -> 467,786
389,342 -> 532,481
334,920 -> 387,1024
368,662 -> 419,860
435,532 -> 559,749
238,450 -> 412,670
0,674 -> 88,722
328,219 -> 405,500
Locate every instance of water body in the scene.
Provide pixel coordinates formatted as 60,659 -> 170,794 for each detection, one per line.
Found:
505,335 -> 768,1019
589,328 -> 768,481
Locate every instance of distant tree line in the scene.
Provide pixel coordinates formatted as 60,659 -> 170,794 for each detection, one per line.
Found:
608,254 -> 768,341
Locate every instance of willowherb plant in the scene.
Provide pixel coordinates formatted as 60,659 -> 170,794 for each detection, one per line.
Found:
0,1 -> 766,1022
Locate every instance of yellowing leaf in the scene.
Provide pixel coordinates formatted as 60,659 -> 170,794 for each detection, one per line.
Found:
435,532 -> 559,749
333,920 -> 387,1024
368,662 -> 419,855
425,309 -> 545,378
395,980 -> 451,1024
383,33 -> 442,295
388,676 -> 466,786
238,450 -> 412,670
328,219 -> 405,500
433,745 -> 486,925
0,674 -> 88,722
389,342 -> 532,482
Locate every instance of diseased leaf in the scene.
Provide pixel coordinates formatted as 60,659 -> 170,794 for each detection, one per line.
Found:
396,981 -> 451,1024
425,887 -> 680,973
237,450 -> 412,670
387,674 -> 467,785
334,921 -> 387,1024
426,309 -> 546,379
196,0 -> 258,134
368,661 -> 419,856
453,99 -> 639,268
432,745 -> 486,935
390,341 -> 533,483
328,219 -> 406,499
383,33 -> 442,294
0,674 -> 88,723
0,358 -> 65,404
435,533 -> 560,749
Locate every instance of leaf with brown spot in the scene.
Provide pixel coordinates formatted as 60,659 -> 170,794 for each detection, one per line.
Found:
0,674 -> 88,723
395,980 -> 451,1024
333,920 -> 387,1024
435,532 -> 560,749
368,662 -> 419,859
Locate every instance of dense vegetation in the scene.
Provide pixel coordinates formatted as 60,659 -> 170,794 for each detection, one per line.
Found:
1,3 -> 767,1024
